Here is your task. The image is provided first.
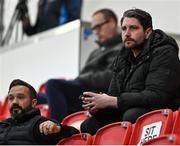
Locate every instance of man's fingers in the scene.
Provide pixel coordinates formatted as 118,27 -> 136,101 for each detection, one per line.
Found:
39,123 -> 43,133
39,120 -> 60,135
83,97 -> 93,102
83,91 -> 98,97
82,102 -> 93,108
42,123 -> 49,135
48,124 -> 54,132
90,105 -> 96,111
89,107 -> 98,113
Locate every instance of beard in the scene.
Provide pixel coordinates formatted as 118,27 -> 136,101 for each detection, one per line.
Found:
124,38 -> 145,50
10,103 -> 32,119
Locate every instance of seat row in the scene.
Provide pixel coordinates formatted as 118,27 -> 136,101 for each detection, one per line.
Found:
1,93 -> 180,145
58,108 -> 180,145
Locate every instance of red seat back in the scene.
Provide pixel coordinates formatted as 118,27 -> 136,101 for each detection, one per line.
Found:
142,134 -> 180,145
35,104 -> 49,118
172,108 -> 180,136
129,109 -> 173,145
38,83 -> 46,93
92,121 -> 132,145
57,133 -> 93,145
61,111 -> 91,131
0,101 -> 2,115
0,96 -> 10,120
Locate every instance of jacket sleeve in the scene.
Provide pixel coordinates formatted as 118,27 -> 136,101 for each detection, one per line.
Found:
117,46 -> 180,112
33,118 -> 79,145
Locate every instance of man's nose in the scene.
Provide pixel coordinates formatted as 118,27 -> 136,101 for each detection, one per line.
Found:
12,97 -> 19,104
124,28 -> 131,37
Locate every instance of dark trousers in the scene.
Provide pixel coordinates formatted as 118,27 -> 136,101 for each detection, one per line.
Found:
45,79 -> 86,122
80,108 -> 151,135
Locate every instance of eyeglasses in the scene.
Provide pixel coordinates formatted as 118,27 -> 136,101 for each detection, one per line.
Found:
91,20 -> 109,32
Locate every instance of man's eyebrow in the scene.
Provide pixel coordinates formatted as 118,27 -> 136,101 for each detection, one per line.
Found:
8,94 -> 13,96
16,93 -> 26,96
8,93 -> 25,96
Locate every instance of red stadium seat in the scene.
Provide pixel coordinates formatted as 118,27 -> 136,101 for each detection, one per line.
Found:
0,96 -> 10,120
142,134 -> 180,145
38,83 -> 46,93
35,104 -> 49,118
129,109 -> 173,145
92,121 -> 132,145
57,133 -> 93,145
61,111 -> 91,131
172,108 -> 180,136
0,101 -> 2,114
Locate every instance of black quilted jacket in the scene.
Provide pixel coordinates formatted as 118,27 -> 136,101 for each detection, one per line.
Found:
109,29 -> 180,112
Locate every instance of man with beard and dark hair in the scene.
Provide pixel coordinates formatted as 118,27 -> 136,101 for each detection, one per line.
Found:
0,79 -> 79,145
80,8 -> 180,135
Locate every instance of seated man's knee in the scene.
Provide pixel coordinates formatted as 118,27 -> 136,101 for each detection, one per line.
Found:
46,79 -> 57,88
46,79 -> 63,91
81,117 -> 102,135
122,108 -> 151,123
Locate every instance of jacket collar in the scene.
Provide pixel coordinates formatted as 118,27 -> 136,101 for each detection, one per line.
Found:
136,29 -> 179,59
3,108 -> 41,125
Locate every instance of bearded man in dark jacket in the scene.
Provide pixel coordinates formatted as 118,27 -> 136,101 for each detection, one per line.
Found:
0,79 -> 79,145
80,8 -> 180,135
38,9 -> 123,122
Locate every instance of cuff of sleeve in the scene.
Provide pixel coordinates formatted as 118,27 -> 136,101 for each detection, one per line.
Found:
117,96 -> 121,109
117,96 -> 126,112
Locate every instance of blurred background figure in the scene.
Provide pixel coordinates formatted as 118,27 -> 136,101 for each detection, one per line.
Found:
37,8 -> 123,122
59,0 -> 82,24
21,0 -> 82,36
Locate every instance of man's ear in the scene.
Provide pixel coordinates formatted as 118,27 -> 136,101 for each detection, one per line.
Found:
32,99 -> 37,108
109,18 -> 117,28
145,27 -> 152,39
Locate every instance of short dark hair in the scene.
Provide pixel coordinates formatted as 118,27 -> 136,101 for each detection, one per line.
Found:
93,8 -> 118,24
120,8 -> 153,30
9,79 -> 37,99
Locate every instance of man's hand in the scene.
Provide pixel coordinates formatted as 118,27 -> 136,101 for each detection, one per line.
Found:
81,92 -> 118,113
39,120 -> 61,135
